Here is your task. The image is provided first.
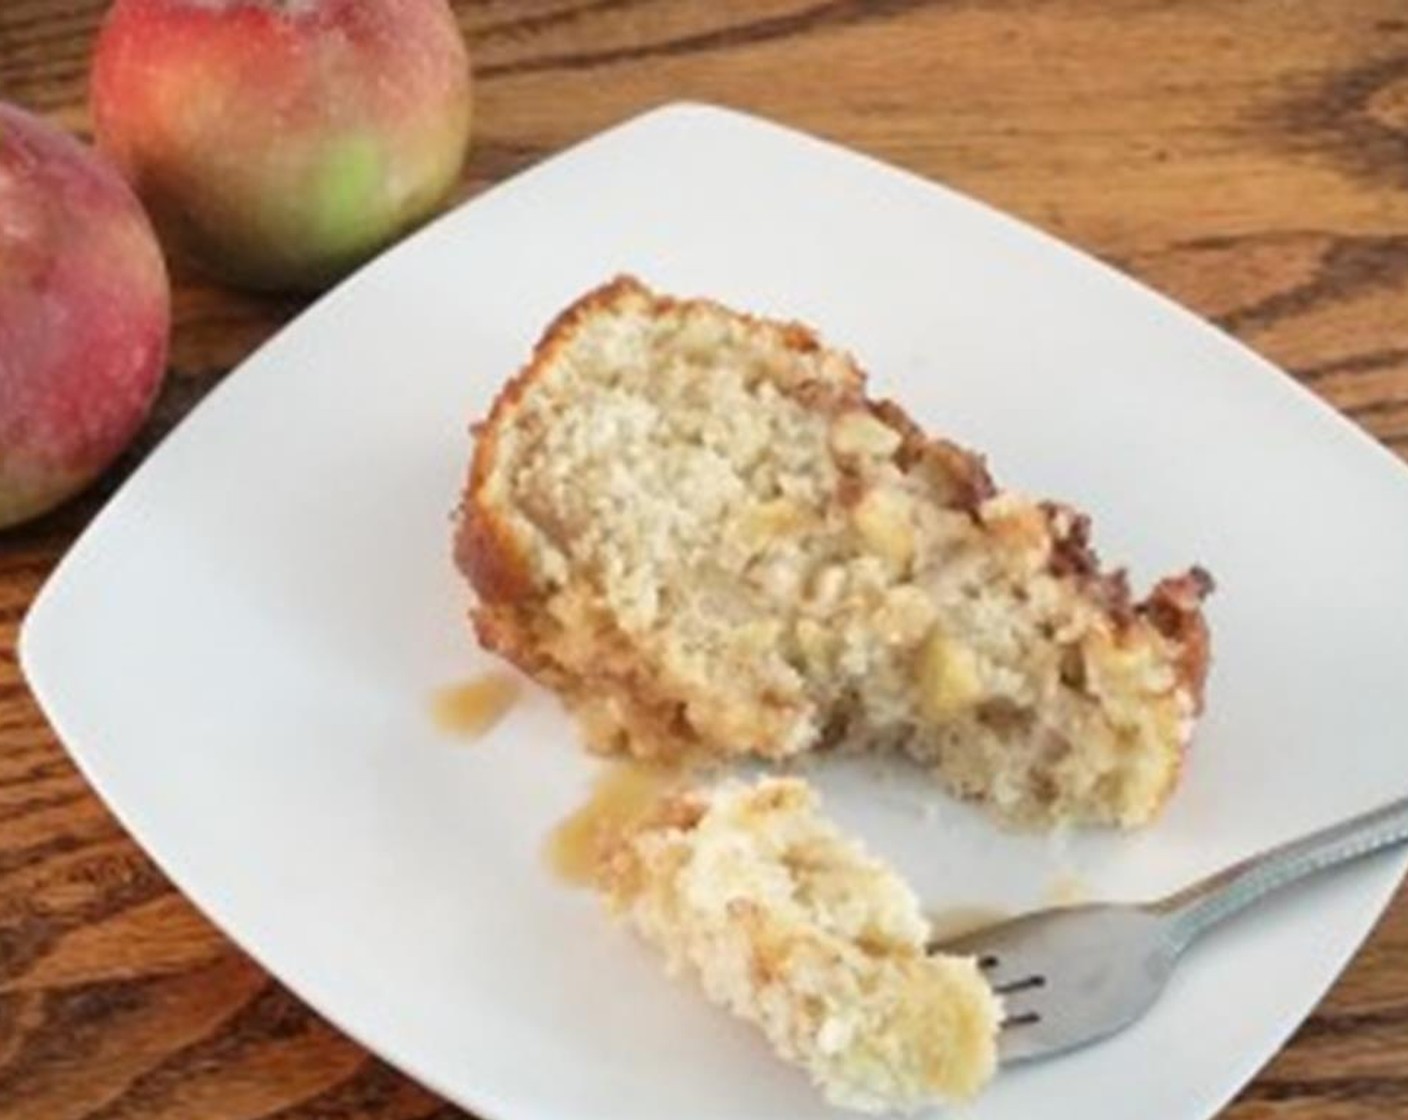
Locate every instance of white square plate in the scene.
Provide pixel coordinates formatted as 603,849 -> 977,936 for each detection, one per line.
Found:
21,104 -> 1408,1120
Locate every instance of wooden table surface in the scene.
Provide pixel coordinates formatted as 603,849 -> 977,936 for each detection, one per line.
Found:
4,2 -> 1408,1117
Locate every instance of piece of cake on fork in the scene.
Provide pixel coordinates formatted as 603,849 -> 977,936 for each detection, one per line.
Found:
594,776 -> 1003,1113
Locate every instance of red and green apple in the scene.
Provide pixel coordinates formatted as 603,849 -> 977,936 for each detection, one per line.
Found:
0,102 -> 170,529
92,0 -> 474,291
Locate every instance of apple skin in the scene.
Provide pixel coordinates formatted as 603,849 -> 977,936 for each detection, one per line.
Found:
0,102 -> 170,530
91,0 -> 473,292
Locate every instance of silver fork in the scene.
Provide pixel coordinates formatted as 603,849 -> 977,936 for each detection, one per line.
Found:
932,794 -> 1408,1064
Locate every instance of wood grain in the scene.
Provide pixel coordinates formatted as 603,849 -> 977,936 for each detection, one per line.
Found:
3,2 -> 1408,1116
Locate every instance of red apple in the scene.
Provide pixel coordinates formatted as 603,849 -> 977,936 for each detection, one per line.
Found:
0,102 -> 170,529
91,0 -> 473,291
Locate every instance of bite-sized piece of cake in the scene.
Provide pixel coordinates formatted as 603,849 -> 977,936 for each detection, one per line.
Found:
458,277 -> 1212,826
596,777 -> 1001,1113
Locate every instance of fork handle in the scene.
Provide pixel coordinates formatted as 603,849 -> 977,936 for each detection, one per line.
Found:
1152,794 -> 1408,952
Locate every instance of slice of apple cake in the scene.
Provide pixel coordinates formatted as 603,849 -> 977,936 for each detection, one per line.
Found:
458,277 -> 1211,826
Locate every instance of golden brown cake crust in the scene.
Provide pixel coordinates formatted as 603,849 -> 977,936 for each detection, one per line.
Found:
1142,567 -> 1215,710
454,283 -> 633,610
